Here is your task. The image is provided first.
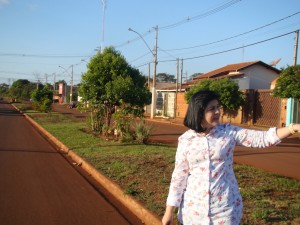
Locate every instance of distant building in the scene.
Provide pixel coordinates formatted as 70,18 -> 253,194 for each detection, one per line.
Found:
191,60 -> 280,90
152,60 -> 282,120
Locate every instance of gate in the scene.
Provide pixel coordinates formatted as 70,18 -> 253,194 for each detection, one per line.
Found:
163,92 -> 175,118
253,90 -> 281,127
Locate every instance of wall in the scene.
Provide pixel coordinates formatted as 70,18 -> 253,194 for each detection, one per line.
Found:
175,90 -> 287,128
176,92 -> 188,119
243,65 -> 279,89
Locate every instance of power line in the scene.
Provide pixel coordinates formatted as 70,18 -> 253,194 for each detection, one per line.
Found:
160,0 -> 241,30
159,30 -> 298,63
163,11 -> 300,51
114,0 -> 241,48
129,52 -> 152,63
0,53 -> 89,58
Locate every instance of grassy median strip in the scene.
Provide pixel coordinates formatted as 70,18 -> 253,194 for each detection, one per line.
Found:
28,112 -> 300,225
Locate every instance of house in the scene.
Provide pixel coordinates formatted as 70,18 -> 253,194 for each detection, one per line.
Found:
191,60 -> 280,90
153,60 -> 283,126
145,81 -> 178,117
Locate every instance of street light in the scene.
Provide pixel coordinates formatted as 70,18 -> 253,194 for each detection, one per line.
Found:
58,65 -> 73,104
129,26 -> 158,119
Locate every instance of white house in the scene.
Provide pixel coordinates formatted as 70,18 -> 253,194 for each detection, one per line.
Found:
192,60 -> 281,90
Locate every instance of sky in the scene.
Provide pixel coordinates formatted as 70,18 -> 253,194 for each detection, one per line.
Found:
1,0 -> 300,86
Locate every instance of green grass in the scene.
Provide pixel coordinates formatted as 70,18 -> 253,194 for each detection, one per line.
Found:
29,112 -> 300,225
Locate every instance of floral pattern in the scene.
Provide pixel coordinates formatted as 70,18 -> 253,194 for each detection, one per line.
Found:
166,123 -> 281,225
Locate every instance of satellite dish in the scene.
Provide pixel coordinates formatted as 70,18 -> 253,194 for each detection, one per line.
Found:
269,58 -> 282,67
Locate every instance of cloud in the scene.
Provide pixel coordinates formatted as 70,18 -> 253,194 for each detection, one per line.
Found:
0,0 -> 10,7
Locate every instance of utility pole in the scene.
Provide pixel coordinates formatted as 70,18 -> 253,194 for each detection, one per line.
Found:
150,25 -> 158,119
174,58 -> 179,119
53,74 -> 56,103
180,59 -> 183,91
53,74 -> 56,91
294,30 -> 299,66
128,26 -> 158,119
286,30 -> 299,126
148,63 -> 151,88
70,65 -> 73,103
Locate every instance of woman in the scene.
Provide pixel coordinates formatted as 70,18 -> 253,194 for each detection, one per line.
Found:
162,90 -> 299,225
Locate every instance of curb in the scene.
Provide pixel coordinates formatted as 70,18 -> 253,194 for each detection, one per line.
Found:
24,114 -> 162,225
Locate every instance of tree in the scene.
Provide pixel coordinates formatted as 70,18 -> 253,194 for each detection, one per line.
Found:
0,83 -> 9,98
273,65 -> 300,99
80,46 -> 151,135
156,73 -> 176,82
31,85 -> 53,112
9,79 -> 35,101
185,78 -> 245,112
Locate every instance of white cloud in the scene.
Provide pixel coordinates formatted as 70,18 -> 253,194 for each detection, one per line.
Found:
0,0 -> 10,7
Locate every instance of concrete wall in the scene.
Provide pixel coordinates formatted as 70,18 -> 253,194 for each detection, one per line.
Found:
242,65 -> 279,89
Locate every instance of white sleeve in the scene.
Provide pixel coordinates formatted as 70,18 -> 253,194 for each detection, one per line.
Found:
166,138 -> 189,207
234,127 -> 281,148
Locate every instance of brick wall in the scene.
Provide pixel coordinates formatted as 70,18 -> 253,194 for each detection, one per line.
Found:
176,92 -> 188,119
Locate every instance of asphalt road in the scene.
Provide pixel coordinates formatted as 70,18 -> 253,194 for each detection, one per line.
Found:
149,120 -> 300,180
0,102 -> 142,225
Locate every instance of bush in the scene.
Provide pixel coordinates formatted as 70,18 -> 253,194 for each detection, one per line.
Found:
40,98 -> 52,113
185,78 -> 245,112
134,121 -> 153,144
31,86 -> 53,113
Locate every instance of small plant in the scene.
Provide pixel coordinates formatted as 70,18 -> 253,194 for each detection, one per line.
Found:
134,121 -> 153,144
125,181 -> 140,196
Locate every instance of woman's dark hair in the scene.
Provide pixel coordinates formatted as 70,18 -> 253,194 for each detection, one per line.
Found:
183,90 -> 219,132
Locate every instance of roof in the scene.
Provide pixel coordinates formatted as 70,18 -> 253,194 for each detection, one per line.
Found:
192,60 -> 281,81
157,60 -> 281,91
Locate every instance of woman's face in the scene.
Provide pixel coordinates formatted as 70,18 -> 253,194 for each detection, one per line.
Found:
201,99 -> 221,130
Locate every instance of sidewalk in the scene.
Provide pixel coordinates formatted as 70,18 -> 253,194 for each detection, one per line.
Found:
52,103 -> 300,180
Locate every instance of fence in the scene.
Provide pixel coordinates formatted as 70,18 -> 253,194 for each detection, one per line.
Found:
175,90 -> 287,128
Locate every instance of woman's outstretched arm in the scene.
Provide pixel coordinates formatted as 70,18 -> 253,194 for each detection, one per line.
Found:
276,123 -> 300,139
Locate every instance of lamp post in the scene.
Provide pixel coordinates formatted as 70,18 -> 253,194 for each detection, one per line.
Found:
58,65 -> 73,103
128,26 -> 158,119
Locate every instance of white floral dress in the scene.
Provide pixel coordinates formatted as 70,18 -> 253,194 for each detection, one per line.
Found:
166,123 -> 281,225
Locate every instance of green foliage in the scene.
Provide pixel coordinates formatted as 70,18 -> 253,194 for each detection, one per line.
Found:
185,78 -> 245,111
80,46 -> 151,134
9,79 -> 36,101
273,65 -> 300,99
134,121 -> 153,144
185,79 -> 211,102
39,98 -> 52,113
156,73 -> 176,82
113,109 -> 134,141
210,78 -> 245,111
0,83 -> 9,98
31,86 -> 53,112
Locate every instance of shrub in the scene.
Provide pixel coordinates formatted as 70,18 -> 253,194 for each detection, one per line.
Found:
134,121 -> 153,144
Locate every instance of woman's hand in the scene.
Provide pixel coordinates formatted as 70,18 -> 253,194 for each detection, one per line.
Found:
162,206 -> 175,225
276,123 -> 300,139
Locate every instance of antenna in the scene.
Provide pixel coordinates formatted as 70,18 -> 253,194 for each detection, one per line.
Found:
269,58 -> 281,67
101,0 -> 107,53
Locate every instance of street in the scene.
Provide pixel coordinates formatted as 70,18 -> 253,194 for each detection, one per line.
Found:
52,103 -> 300,180
0,102 -> 142,225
